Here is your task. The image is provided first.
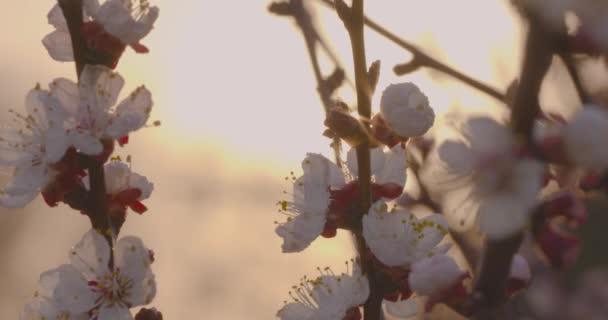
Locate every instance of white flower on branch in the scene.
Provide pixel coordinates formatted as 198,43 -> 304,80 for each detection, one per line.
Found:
362,200 -> 450,268
275,153 -> 345,253
43,0 -> 159,64
276,146 -> 408,252
50,64 -> 153,149
277,263 -> 369,320
408,254 -> 465,296
95,0 -> 160,45
0,85 -> 72,208
423,116 -> 543,239
83,159 -> 154,215
563,105 -> 608,170
379,83 -> 435,138
345,144 -> 407,187
22,229 -> 156,320
21,265 -> 93,320
43,2 -> 97,62
383,255 -> 467,319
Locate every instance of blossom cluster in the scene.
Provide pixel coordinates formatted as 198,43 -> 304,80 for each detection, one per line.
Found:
7,1 -> 162,319
274,82 -> 537,319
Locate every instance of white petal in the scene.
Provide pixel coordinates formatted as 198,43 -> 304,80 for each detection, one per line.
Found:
49,78 -> 80,115
114,236 -> 156,306
104,161 -> 132,194
105,86 -> 152,139
97,304 -> 133,320
275,213 -> 325,253
510,254 -> 531,282
277,302 -> 314,320
375,144 -> 407,186
303,153 -> 345,189
413,214 -> 449,258
362,200 -> 417,267
478,193 -> 529,240
0,127 -> 31,165
380,83 -> 435,138
69,229 -> 111,280
437,140 -> 475,175
294,153 -> 343,215
384,297 -> 421,319
47,4 -> 68,31
346,147 -> 386,178
48,265 -> 98,313
564,106 -> 608,170
130,172 -> 154,200
79,65 -> 125,118
409,254 -> 463,295
43,127 -> 69,164
83,0 -> 100,16
462,117 -> 513,157
1,165 -> 48,208
68,131 -> 103,155
95,0 -> 159,44
25,88 -> 67,130
21,298 -> 61,320
42,30 -> 74,62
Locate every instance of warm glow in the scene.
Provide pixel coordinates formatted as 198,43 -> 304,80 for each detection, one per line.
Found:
0,1 -> 526,318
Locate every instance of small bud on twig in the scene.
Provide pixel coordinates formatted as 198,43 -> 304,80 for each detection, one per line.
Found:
367,60 -> 381,94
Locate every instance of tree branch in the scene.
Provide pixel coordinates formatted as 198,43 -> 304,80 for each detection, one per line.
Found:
334,0 -> 380,318
59,0 -> 114,257
270,0 -> 346,167
317,0 -> 506,102
473,15 -> 554,315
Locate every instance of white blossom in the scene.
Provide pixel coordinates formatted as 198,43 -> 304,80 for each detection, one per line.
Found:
28,229 -> 156,320
510,254 -> 532,284
563,106 -> 608,170
0,85 -> 72,208
106,161 -> 153,198
42,2 -> 98,62
277,264 -> 369,320
380,83 -> 435,138
408,254 -> 464,296
95,0 -> 160,45
275,153 -> 345,252
383,296 -> 422,319
422,116 -> 543,239
362,200 -> 450,267
43,0 -> 158,62
345,144 -> 407,186
50,65 -> 153,149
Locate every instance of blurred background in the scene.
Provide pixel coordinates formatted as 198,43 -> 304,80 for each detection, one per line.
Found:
0,1 -> 600,319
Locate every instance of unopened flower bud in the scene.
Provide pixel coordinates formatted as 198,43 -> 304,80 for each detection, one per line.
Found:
536,225 -> 581,269
380,83 -> 435,138
409,255 -> 464,296
564,106 -> 608,170
507,254 -> 532,295
135,308 -> 163,320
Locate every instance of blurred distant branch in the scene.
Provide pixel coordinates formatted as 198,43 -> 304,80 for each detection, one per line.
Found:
472,13 -> 554,318
557,51 -> 591,105
268,0 -> 345,167
316,0 -> 506,103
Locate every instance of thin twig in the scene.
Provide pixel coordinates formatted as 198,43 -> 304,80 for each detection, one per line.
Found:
317,0 -> 506,102
271,0 -> 345,167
